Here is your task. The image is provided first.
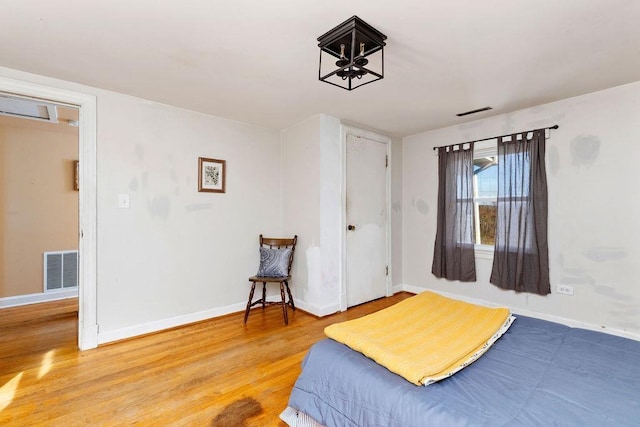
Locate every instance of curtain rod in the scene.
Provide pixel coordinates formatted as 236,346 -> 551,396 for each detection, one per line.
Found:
432,124 -> 559,151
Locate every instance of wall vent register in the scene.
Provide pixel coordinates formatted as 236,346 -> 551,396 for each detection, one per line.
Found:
44,250 -> 78,292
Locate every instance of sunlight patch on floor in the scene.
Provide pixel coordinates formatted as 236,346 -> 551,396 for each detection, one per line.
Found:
38,349 -> 56,379
0,372 -> 22,412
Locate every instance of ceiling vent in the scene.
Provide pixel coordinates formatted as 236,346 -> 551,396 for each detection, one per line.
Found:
0,95 -> 59,123
456,106 -> 492,117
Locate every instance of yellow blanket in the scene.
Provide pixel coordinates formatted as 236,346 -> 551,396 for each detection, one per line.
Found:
324,291 -> 512,385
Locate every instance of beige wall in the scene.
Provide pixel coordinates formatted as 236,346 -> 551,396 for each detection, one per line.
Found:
0,114 -> 78,297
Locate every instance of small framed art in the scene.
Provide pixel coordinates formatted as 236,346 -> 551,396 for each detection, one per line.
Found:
198,157 -> 226,193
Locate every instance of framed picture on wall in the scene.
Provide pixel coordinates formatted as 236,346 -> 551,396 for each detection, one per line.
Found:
74,160 -> 79,191
198,157 -> 226,193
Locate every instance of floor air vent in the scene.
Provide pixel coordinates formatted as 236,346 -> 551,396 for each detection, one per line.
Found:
44,250 -> 78,292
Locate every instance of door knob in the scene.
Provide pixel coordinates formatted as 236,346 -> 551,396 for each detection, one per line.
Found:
347,225 -> 356,231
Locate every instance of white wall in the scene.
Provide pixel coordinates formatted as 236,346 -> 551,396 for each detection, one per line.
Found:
281,114 -> 342,316
281,115 -> 321,311
318,115 -> 343,312
97,92 -> 282,337
0,66 -> 282,343
282,116 -> 404,315
403,81 -> 640,335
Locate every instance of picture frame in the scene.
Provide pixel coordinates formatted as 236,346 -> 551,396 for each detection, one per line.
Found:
74,160 -> 79,191
198,157 -> 226,193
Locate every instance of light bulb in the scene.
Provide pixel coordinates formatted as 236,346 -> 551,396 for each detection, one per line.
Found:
354,42 -> 368,68
335,44 -> 349,68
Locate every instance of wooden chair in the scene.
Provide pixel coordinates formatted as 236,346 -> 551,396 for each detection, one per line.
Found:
244,235 -> 297,325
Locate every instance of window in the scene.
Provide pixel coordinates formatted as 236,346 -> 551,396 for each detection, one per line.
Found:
432,129 -> 550,293
471,137 -> 537,257
472,142 -> 497,256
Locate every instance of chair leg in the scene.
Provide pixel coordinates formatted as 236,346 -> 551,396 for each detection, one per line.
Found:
280,282 -> 288,325
262,282 -> 267,308
285,281 -> 295,311
244,282 -> 256,324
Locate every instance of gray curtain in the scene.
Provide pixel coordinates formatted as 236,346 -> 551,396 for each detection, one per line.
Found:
432,143 -> 476,282
490,129 -> 550,295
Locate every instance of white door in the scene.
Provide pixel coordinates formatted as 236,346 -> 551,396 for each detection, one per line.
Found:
345,132 -> 389,307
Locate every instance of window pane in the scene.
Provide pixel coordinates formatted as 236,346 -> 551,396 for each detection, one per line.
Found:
478,202 -> 496,245
474,156 -> 497,246
473,157 -> 497,197
499,152 -> 530,198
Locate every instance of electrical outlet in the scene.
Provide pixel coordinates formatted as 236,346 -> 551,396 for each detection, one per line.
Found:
556,284 -> 574,296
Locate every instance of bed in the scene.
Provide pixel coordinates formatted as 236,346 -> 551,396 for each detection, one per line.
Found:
280,294 -> 640,426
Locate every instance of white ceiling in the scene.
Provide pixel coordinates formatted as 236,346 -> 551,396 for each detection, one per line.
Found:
2,0 -> 639,137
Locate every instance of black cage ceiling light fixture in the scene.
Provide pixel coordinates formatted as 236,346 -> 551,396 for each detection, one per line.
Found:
317,16 -> 387,91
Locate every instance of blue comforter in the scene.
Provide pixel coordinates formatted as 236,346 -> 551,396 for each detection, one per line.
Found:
287,316 -> 640,426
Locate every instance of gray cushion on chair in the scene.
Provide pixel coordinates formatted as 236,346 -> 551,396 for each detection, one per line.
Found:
257,247 -> 292,277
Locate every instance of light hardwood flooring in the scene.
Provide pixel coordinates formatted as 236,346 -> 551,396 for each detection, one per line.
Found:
0,292 -> 413,426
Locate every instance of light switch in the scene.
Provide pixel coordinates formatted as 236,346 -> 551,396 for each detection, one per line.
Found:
118,194 -> 130,209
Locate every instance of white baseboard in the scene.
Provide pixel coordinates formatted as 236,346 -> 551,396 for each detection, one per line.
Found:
0,289 -> 78,308
509,307 -> 640,342
296,286 -> 412,317
295,300 -> 340,317
400,284 -> 425,295
97,301 -> 246,345
80,324 -> 99,350
400,284 -> 640,342
96,290 -> 342,345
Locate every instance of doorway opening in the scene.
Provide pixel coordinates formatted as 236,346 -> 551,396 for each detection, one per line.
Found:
0,76 -> 97,350
0,96 -> 80,317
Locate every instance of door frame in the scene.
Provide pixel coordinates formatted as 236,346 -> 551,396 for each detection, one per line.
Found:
340,125 -> 392,312
0,75 -> 98,350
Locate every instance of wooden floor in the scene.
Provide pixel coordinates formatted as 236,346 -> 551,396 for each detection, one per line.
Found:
0,293 -> 413,426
